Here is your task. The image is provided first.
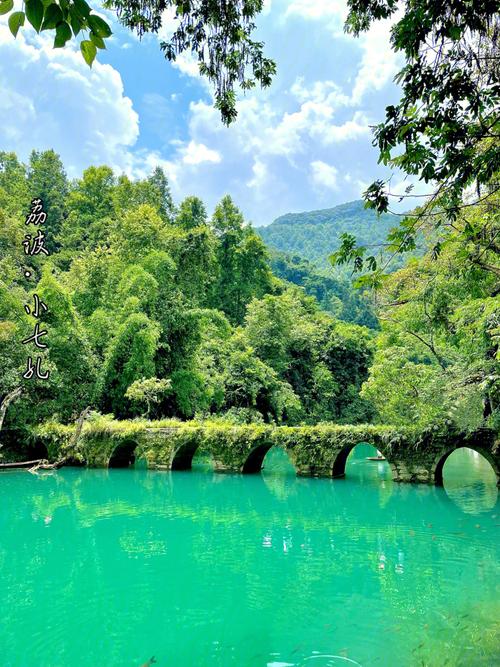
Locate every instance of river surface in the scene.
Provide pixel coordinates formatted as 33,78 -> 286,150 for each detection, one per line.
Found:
0,445 -> 498,667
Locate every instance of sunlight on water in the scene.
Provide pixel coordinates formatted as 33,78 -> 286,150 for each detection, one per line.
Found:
0,446 -> 498,667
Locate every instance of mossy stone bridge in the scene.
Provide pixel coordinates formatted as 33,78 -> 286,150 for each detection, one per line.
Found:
40,421 -> 500,486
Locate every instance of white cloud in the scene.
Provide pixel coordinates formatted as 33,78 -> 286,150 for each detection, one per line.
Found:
157,6 -> 180,41
0,25 -> 139,175
285,0 -> 347,27
126,149 -> 179,187
262,0 -> 273,16
290,77 -> 350,108
351,20 -> 401,103
310,160 -> 339,190
172,51 -> 201,79
247,158 -> 268,190
316,111 -> 371,143
180,140 -> 221,165
283,0 -> 400,106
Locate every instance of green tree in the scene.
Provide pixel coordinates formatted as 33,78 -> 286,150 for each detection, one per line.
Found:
125,377 -> 171,417
98,312 -> 160,418
243,290 -> 374,423
113,169 -> 175,222
57,166 -> 116,256
361,208 -> 500,430
211,195 -> 272,323
175,196 -> 207,230
148,167 -> 175,223
223,338 -> 301,423
111,204 -> 167,262
36,269 -> 97,421
27,149 -> 68,251
0,152 -> 28,217
167,225 -> 218,307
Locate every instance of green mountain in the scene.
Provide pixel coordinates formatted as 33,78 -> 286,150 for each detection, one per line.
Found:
258,200 -> 396,268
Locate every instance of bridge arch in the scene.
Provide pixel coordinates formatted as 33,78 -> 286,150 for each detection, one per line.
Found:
332,441 -> 389,478
242,442 -> 274,473
28,438 -> 49,461
108,439 -> 139,468
433,446 -> 500,486
170,438 -> 201,470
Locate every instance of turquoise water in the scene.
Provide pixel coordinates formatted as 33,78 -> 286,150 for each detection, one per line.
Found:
0,445 -> 498,667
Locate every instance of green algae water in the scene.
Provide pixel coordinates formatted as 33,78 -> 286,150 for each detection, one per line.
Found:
0,446 -> 498,667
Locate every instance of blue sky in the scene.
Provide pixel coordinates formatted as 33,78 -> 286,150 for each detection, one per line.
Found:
0,0 -> 412,225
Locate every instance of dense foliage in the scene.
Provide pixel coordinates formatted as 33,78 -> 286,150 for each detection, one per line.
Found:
0,150 -> 375,449
362,195 -> 500,430
268,250 -> 378,329
1,149 -> 498,458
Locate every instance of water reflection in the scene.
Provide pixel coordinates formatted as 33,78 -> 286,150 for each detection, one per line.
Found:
442,447 -> 498,514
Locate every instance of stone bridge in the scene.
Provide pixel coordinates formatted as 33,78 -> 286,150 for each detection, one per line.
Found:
41,422 -> 500,486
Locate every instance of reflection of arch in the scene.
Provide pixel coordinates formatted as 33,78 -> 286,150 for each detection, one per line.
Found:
108,440 -> 137,468
434,446 -> 500,486
170,440 -> 200,471
242,443 -> 273,473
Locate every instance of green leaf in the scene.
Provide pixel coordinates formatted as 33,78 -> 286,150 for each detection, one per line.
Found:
41,3 -> 63,30
25,0 -> 44,31
0,0 -> 14,16
54,20 -> 72,47
90,31 -> 106,49
72,0 -> 91,19
80,39 -> 96,67
68,6 -> 81,35
8,10 -> 25,37
87,14 -> 112,38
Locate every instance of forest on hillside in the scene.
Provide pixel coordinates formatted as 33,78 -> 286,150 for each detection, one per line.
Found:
1,149 -> 498,460
258,200 -> 400,269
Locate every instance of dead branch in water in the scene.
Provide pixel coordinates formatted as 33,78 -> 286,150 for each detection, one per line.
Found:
29,406 -> 91,473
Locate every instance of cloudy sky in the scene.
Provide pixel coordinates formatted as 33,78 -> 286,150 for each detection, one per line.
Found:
0,0 -> 407,225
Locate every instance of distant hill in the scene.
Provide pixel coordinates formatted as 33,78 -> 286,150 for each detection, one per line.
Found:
258,200 -> 397,269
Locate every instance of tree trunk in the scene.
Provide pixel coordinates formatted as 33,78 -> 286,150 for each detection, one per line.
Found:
69,406 -> 91,451
0,388 -> 22,445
